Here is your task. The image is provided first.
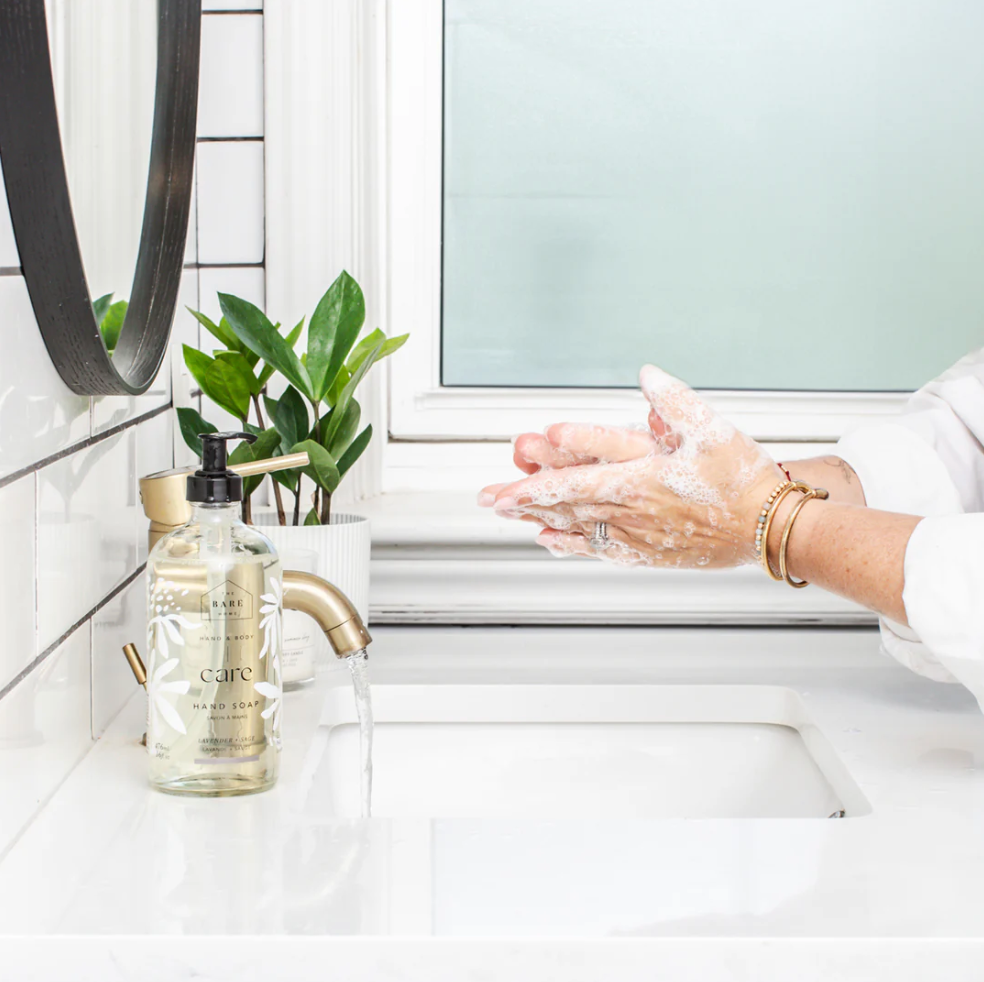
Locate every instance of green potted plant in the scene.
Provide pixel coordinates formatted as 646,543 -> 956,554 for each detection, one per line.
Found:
177,270 -> 407,623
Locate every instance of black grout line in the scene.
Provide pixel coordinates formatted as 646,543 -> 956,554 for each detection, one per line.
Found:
202,8 -> 263,14
0,403 -> 171,492
197,136 -> 264,143
184,261 -> 265,270
0,564 -> 146,703
0,266 -> 22,276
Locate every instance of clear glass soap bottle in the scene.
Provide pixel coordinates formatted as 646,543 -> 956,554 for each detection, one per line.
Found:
146,432 -> 283,796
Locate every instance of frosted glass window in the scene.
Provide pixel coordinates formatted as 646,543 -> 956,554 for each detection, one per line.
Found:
441,1 -> 984,391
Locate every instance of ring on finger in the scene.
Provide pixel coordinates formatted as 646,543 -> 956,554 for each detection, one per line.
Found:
589,521 -> 609,551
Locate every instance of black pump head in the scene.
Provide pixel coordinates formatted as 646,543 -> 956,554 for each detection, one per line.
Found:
186,431 -> 256,504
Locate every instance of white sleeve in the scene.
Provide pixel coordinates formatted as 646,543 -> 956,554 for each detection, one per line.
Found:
901,515 -> 984,713
833,347 -> 984,687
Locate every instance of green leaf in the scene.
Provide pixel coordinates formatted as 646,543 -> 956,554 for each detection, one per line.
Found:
269,385 -> 309,451
258,318 -> 307,388
203,356 -> 252,420
328,399 -> 360,457
219,294 -> 313,400
214,350 -> 261,396
303,508 -> 320,526
272,467 -> 299,493
306,271 -> 366,402
183,345 -> 215,393
290,439 -> 340,494
324,340 -> 383,447
99,300 -> 128,352
337,423 -> 372,479
186,307 -> 241,353
347,330 -> 409,375
324,367 -> 350,408
176,407 -> 218,458
92,293 -> 113,327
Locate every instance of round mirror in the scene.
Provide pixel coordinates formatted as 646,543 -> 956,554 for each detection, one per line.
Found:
0,0 -> 200,396
46,0 -> 157,340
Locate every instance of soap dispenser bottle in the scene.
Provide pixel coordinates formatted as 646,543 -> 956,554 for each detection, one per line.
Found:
146,432 -> 283,797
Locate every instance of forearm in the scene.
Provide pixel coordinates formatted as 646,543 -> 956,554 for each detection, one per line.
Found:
783,455 -> 866,506
766,497 -> 920,624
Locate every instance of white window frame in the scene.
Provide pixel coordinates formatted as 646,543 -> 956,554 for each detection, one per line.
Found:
386,0 -> 908,451
263,0 -> 895,624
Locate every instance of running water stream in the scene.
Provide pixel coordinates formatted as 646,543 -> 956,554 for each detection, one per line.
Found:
347,649 -> 373,817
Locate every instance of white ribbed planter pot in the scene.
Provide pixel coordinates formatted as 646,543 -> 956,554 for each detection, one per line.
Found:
251,511 -> 371,624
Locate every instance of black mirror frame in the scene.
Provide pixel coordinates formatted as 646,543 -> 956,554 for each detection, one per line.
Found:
0,0 -> 201,396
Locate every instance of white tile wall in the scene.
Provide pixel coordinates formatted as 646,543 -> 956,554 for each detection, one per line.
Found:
0,476 -> 37,693
37,430 -> 137,653
0,6 -> 268,852
0,627 -> 92,855
199,14 -> 264,138
0,279 -> 91,480
135,411 -> 174,564
196,141 -> 266,264
197,265 -> 266,324
185,159 -> 199,266
91,577 -> 145,739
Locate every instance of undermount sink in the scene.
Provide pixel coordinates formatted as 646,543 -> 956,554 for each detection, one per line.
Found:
311,684 -> 869,820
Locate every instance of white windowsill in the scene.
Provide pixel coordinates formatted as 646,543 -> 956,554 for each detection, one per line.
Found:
358,490 -> 874,626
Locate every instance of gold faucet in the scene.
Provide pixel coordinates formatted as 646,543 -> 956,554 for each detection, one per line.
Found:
127,454 -> 371,664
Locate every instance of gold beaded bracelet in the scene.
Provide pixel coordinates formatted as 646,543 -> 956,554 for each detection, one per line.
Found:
755,479 -> 791,579
778,486 -> 830,588
756,480 -> 813,581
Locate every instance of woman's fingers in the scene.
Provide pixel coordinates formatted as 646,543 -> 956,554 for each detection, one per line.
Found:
490,460 -> 621,510
512,432 -> 586,474
477,483 -> 511,507
535,527 -> 649,566
545,423 -> 658,462
639,364 -> 729,445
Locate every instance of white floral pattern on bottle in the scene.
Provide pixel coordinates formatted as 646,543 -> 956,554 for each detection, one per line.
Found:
254,576 -> 283,743
147,578 -> 198,735
257,577 -> 282,661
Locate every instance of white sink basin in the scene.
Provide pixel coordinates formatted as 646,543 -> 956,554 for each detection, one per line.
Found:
312,684 -> 869,820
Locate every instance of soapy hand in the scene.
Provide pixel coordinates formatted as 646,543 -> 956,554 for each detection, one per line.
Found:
478,365 -> 783,569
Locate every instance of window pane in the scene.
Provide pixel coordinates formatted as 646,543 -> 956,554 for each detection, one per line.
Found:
441,0 -> 984,391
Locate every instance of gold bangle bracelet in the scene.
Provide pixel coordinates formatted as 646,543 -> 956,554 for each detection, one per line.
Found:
778,487 -> 830,588
758,481 -> 811,581
755,479 -> 791,579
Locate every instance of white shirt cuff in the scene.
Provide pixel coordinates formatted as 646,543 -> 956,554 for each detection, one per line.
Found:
900,514 -> 984,710
836,422 -> 963,517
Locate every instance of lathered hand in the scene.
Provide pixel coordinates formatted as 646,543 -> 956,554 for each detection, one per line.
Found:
479,365 -> 783,569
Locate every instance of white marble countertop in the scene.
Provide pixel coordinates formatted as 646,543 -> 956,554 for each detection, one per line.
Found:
3,626 -> 984,981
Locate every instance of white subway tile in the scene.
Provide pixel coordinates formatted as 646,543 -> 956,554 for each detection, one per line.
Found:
0,170 -> 17,268
197,265 -> 265,324
135,412 -> 174,564
91,361 -> 170,436
0,279 -> 90,480
0,476 -> 37,690
37,431 -> 137,652
196,141 -> 265,265
0,627 -> 92,856
185,157 -> 199,265
198,15 -> 264,138
91,577 -> 145,738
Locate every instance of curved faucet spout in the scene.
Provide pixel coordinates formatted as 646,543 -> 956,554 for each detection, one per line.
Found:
282,570 -> 371,658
